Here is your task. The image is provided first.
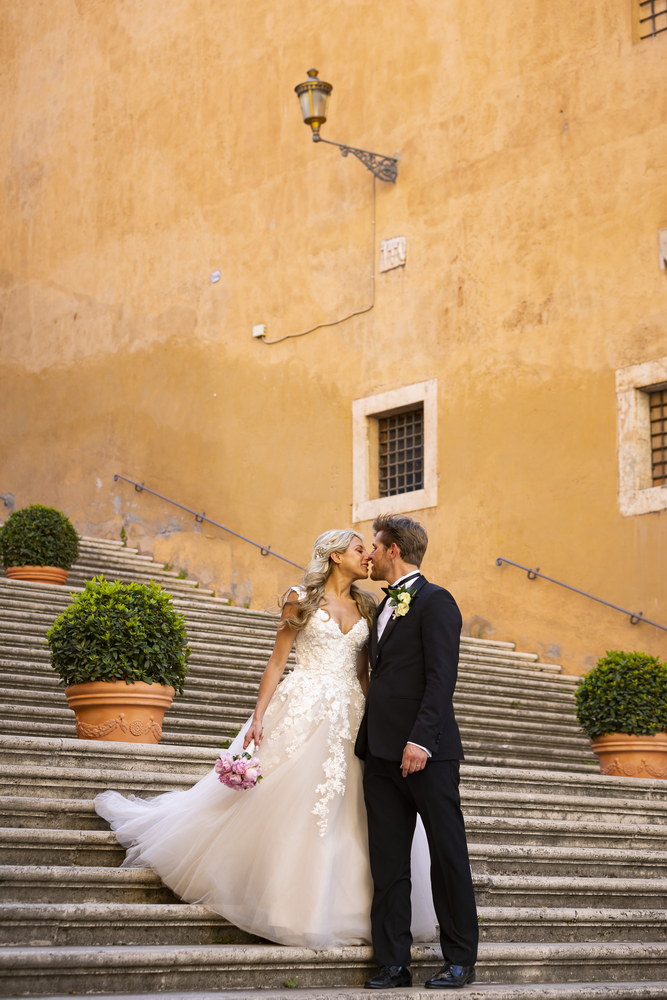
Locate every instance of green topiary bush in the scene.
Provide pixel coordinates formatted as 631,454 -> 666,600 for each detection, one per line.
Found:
46,576 -> 191,694
574,649 -> 667,740
0,505 -> 80,570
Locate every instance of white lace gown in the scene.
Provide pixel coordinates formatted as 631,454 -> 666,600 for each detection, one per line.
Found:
94,607 -> 438,948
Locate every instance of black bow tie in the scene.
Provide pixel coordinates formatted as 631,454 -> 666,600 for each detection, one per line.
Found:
382,575 -> 419,597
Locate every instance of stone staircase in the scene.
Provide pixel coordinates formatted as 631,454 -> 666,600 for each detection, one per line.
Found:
0,536 -> 666,1000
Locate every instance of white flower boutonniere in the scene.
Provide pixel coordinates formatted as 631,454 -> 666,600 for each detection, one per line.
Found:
386,583 -> 418,620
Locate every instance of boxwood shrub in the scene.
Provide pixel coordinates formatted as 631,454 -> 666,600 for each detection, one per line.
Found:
46,576 -> 191,694
574,649 -> 667,740
0,505 -> 79,570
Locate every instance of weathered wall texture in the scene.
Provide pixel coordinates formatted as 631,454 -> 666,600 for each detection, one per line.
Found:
2,1 -> 666,672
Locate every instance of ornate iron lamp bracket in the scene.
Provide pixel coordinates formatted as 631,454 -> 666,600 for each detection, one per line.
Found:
316,136 -> 398,183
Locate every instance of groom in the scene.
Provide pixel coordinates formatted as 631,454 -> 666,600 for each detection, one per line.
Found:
355,514 -> 478,990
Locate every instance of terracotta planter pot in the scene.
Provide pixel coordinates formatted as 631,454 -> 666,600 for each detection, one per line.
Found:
65,680 -> 175,744
6,565 -> 68,585
591,732 -> 667,779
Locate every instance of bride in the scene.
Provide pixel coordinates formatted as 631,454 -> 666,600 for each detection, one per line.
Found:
95,529 -> 437,948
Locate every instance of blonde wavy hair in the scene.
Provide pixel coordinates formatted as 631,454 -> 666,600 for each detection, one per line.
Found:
281,529 -> 377,631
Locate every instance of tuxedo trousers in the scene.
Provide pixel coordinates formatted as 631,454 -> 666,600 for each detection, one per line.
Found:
362,754 -> 478,968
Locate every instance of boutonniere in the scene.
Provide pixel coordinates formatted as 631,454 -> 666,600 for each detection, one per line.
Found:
386,582 -> 418,619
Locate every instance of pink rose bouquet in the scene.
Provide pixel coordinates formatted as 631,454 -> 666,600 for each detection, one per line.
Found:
215,749 -> 263,790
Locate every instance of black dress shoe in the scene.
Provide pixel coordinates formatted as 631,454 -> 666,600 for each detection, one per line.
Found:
364,965 -> 412,989
425,964 -> 476,988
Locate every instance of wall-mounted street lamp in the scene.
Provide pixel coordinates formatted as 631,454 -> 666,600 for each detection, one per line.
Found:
294,69 -> 398,183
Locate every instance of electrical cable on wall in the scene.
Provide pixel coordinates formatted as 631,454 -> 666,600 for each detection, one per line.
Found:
259,176 -> 377,345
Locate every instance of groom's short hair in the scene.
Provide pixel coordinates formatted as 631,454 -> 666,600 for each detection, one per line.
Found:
373,514 -> 428,567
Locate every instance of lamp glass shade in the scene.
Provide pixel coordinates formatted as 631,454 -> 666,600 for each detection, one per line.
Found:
295,69 -> 332,133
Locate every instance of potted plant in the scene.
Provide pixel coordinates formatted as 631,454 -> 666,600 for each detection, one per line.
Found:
46,576 -> 191,744
0,504 -> 80,584
575,650 -> 667,779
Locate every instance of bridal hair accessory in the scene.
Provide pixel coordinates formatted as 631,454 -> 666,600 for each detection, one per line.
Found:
314,545 -> 328,559
215,750 -> 263,790
384,582 -> 418,619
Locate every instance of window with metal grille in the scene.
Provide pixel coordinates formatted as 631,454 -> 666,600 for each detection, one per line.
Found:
649,386 -> 667,485
378,407 -> 424,497
638,0 -> 667,38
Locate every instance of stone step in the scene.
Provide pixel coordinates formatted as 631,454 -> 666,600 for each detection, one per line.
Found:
72,551 -> 175,568
2,901 -> 665,949
0,763 -> 204,800
0,680 -> 590,744
0,866 -> 179,904
0,580 -> 573,669
0,660 -> 266,689
461,764 -> 667,803
3,796 -> 665,850
2,828 -> 665,880
0,587 -> 273,626
0,829 -> 122,867
466,815 -> 666,849
0,736 -> 214,775
66,570 -> 214,596
0,724 -> 598,767
0,624 -> 570,680
0,680 -> 586,740
461,788 -> 667,828
2,941 -> 667,994
0,797 -> 105,831
0,660 -> 580,716
0,676 -> 588,748
471,844 -> 667,879
6,985 -> 667,1000
476,907 -> 667,944
0,902 -> 259,947
69,557 -> 176,575
474,874 -> 667,908
0,648 -> 579,699
1,570 -> 214,599
0,624 -> 565,676
0,714 -> 596,767
3,864 -> 667,911
0,740 -> 655,807
0,650 -> 579,705
0,612 -> 541,659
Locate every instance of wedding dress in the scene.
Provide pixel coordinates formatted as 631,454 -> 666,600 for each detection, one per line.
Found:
95,604 -> 438,948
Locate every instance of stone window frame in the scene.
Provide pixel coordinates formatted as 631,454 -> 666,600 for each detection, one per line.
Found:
632,0 -> 667,41
352,379 -> 438,523
616,356 -> 667,516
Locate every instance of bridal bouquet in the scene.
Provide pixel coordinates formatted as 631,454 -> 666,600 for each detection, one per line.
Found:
215,749 -> 263,790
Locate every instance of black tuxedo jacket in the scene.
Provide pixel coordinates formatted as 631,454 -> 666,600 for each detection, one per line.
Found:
354,575 -> 464,762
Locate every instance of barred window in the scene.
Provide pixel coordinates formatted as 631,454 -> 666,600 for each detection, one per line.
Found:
352,381 -> 437,521
378,407 -> 424,497
616,358 -> 667,516
649,386 -> 667,485
637,0 -> 667,38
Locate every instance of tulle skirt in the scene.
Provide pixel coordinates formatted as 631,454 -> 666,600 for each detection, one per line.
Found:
96,705 -> 438,947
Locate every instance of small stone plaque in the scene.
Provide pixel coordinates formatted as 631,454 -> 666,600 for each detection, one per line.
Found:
379,237 -> 407,273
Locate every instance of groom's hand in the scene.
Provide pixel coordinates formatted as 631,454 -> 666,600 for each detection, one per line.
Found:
401,743 -> 428,777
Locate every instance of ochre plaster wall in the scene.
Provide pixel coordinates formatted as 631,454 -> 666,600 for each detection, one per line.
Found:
2,1 -> 666,673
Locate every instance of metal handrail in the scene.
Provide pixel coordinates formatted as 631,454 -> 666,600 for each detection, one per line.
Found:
496,557 -> 667,632
114,475 -> 305,570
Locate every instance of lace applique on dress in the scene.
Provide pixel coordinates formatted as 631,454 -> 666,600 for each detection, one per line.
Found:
267,597 -> 369,836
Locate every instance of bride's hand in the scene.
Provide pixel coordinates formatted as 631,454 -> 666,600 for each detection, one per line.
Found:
244,717 -> 264,749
